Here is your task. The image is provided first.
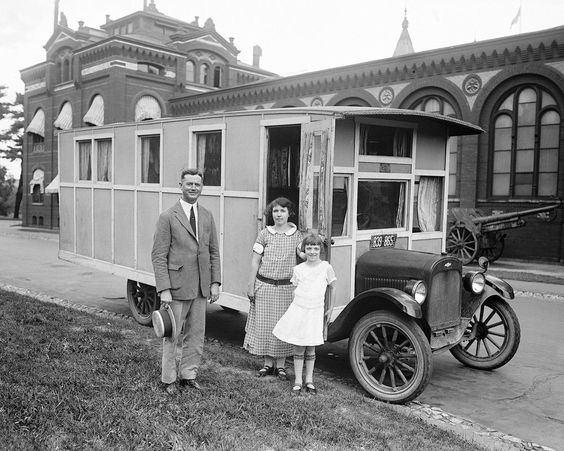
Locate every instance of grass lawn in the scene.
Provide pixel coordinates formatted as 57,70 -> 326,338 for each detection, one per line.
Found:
0,288 -> 487,450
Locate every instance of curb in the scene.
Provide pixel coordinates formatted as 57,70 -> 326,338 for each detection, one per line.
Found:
0,282 -> 557,451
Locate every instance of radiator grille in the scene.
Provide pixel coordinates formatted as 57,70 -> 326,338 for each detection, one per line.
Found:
360,277 -> 409,292
426,270 -> 461,329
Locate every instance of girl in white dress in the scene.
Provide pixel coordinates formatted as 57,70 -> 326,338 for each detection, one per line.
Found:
273,233 -> 336,395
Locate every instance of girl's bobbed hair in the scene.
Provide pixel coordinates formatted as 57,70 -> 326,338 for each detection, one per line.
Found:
301,232 -> 324,250
264,197 -> 295,218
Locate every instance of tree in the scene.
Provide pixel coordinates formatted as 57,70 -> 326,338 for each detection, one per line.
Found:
0,165 -> 16,216
0,86 -> 24,218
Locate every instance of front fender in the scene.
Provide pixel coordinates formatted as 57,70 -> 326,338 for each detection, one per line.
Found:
326,288 -> 422,342
485,274 -> 514,299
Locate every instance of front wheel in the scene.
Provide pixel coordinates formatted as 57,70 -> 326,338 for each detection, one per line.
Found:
126,279 -> 160,326
348,311 -> 433,404
450,298 -> 520,370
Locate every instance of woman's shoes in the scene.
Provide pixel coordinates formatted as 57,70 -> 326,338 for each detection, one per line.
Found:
275,367 -> 288,380
257,365 -> 274,377
305,382 -> 317,395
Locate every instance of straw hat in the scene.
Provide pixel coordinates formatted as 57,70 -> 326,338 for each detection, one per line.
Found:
152,304 -> 177,338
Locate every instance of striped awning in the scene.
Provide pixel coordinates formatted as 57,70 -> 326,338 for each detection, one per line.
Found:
54,102 -> 73,130
29,169 -> 44,194
45,174 -> 59,194
26,109 -> 45,137
83,95 -> 104,126
135,95 -> 162,121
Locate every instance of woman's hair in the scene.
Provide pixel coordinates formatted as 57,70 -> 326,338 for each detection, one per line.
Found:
264,197 -> 295,218
301,233 -> 324,249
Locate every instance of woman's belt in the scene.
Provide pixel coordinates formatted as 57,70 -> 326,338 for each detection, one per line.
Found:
256,273 -> 292,286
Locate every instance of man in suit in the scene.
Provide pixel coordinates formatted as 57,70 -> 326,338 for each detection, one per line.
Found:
151,168 -> 221,394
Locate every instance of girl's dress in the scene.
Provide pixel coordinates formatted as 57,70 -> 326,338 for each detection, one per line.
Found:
273,260 -> 336,346
243,224 -> 303,357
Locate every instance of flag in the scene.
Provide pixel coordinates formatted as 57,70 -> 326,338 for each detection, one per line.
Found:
510,6 -> 521,29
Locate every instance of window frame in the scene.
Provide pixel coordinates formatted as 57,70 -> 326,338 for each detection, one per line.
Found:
73,133 -> 114,184
136,131 -> 162,186
188,124 -> 225,191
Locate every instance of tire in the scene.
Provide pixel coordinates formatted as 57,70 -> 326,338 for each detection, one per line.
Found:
126,279 -> 160,326
450,298 -> 520,370
348,311 -> 433,404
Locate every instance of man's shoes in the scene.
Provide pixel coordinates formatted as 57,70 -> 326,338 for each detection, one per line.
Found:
162,382 -> 179,395
180,378 -> 202,390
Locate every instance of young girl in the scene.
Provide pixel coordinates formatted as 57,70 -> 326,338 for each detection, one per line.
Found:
272,233 -> 336,395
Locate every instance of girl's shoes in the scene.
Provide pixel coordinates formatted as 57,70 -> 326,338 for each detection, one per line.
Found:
291,384 -> 302,396
257,365 -> 273,377
305,382 -> 317,395
275,367 -> 288,381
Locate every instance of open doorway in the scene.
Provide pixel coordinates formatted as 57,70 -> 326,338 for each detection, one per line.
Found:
265,125 -> 301,225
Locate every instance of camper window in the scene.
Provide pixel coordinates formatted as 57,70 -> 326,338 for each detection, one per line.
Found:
356,180 -> 406,230
96,139 -> 112,182
195,131 -> 221,186
360,124 -> 412,158
78,141 -> 92,181
140,135 -> 160,184
332,175 -> 350,237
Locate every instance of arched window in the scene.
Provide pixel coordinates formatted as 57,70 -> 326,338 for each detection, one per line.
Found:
83,95 -> 104,126
200,63 -> 209,85
490,85 -> 560,198
186,61 -> 195,82
29,168 -> 45,204
213,66 -> 222,88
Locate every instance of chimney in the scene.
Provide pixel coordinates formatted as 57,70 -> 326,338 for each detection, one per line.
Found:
252,45 -> 262,68
78,21 -> 84,29
143,0 -> 147,10
105,14 -> 111,24
229,37 -> 234,46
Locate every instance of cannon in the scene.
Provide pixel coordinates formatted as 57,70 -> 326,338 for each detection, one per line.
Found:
446,200 -> 561,264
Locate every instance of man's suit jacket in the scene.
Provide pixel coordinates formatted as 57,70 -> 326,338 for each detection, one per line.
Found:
151,201 -> 221,300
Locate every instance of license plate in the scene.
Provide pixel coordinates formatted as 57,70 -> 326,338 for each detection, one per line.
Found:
370,234 -> 397,248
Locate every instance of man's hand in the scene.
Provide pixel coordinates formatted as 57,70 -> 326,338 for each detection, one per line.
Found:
160,289 -> 172,305
209,283 -> 220,303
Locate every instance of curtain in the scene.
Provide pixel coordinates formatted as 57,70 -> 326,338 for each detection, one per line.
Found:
394,129 -> 407,157
298,131 -> 314,231
395,184 -> 405,228
359,125 -> 368,155
79,142 -> 91,180
97,140 -> 112,182
417,177 -> 442,232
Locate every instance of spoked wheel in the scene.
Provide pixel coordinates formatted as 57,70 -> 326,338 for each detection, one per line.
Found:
126,279 -> 160,326
348,311 -> 432,404
479,233 -> 505,263
450,298 -> 520,370
446,225 -> 478,264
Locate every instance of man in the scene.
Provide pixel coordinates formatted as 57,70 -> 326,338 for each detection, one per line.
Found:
151,168 -> 221,394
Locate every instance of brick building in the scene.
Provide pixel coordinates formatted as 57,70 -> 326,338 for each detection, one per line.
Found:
21,2 -> 564,262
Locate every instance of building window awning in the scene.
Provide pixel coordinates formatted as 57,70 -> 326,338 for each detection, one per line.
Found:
135,95 -> 162,121
29,169 -> 45,194
26,109 -> 45,137
83,95 -> 104,126
45,174 -> 59,194
54,102 -> 73,130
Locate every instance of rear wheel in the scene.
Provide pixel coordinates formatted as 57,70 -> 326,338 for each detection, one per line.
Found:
479,233 -> 505,263
127,279 -> 160,326
348,311 -> 432,404
450,298 -> 520,370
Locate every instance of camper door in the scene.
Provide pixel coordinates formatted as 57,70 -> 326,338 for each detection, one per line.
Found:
299,119 -> 335,260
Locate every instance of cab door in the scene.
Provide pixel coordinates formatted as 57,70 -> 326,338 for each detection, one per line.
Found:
298,118 -> 335,260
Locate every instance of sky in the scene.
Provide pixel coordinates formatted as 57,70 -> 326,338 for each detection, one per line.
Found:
1,0 -> 563,177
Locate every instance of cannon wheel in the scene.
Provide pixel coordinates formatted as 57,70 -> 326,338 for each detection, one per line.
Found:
450,298 -> 520,370
348,311 -> 433,404
127,279 -> 160,326
479,233 -> 505,263
446,225 -> 479,264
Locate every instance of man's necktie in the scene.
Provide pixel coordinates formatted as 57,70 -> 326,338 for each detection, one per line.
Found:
189,206 -> 197,237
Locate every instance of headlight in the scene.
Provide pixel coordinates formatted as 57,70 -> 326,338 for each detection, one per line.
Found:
469,273 -> 485,294
411,281 -> 427,304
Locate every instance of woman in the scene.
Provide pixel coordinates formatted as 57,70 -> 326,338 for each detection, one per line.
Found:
244,197 -> 304,380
